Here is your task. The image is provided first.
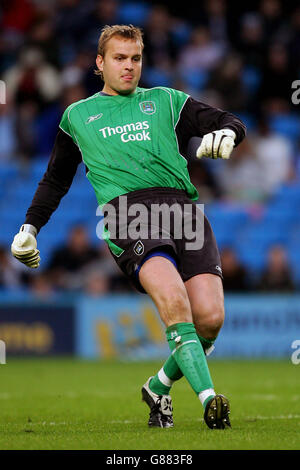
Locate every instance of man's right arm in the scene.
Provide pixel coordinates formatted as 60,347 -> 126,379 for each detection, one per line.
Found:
11,128 -> 82,267
25,128 -> 82,232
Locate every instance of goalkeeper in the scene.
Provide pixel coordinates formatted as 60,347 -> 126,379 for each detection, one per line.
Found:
11,25 -> 246,429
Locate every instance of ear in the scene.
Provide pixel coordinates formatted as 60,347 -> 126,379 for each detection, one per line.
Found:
96,55 -> 104,73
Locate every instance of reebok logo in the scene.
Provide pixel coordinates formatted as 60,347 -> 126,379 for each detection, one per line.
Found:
86,113 -> 103,124
99,120 -> 151,143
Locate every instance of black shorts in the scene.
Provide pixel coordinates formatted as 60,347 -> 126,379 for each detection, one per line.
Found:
103,187 -> 223,293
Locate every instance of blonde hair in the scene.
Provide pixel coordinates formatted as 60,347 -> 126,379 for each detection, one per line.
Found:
95,24 -> 144,78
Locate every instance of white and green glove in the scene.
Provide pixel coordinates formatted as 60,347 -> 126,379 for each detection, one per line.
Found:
11,224 -> 40,268
196,128 -> 236,160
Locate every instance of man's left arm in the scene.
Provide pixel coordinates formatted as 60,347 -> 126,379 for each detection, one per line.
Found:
175,97 -> 246,160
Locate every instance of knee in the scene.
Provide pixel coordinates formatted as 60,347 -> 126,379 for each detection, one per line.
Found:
207,306 -> 224,337
156,284 -> 192,324
194,302 -> 224,339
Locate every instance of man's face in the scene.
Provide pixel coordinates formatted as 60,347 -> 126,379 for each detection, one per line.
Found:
96,36 -> 143,95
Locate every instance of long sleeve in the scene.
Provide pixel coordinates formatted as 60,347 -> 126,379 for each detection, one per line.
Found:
25,128 -> 82,233
175,97 -> 246,158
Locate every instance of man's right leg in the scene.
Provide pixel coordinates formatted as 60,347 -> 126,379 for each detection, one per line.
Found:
139,255 -> 216,428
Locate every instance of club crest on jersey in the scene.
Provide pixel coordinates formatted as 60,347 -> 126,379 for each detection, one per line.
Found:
139,101 -> 156,115
86,113 -> 103,124
133,240 -> 144,256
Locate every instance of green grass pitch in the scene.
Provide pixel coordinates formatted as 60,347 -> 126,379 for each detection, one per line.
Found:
0,358 -> 299,450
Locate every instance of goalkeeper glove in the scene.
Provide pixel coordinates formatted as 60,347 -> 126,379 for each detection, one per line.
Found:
11,224 -> 40,268
196,128 -> 236,160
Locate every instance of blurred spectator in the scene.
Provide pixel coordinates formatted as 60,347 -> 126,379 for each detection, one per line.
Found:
33,82 -> 87,157
61,83 -> 87,108
83,269 -> 110,296
79,0 -> 121,52
47,224 -> 99,290
80,243 -> 134,293
188,159 -> 224,202
202,0 -> 230,46
220,247 -> 250,291
1,0 -> 36,35
258,43 -> 296,111
288,6 -> 300,66
141,5 -> 176,88
60,50 -> 99,96
0,100 -> 16,161
0,0 -> 37,75
29,272 -> 56,299
236,13 -> 265,69
252,116 -> 294,194
294,141 -> 300,181
15,100 -> 38,160
256,245 -> 295,292
61,51 -> 92,88
143,5 -> 176,69
178,26 -> 226,73
259,0 -> 287,45
0,246 -> 23,289
206,52 -> 248,112
220,116 -> 294,202
54,0 -> 95,63
3,46 -> 62,159
26,15 -> 61,69
217,138 -> 267,203
4,46 -> 61,108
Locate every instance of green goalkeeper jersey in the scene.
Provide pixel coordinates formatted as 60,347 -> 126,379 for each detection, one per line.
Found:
59,86 -> 198,206
25,85 -> 245,232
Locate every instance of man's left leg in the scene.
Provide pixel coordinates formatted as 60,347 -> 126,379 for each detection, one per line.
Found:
149,273 -> 231,428
150,272 -> 223,382
150,273 -> 224,389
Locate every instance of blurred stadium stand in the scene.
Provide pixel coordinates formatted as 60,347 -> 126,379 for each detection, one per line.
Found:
0,0 -> 299,294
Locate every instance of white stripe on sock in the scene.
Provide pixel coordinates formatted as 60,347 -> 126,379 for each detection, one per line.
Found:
158,367 -> 174,387
198,388 -> 216,405
205,345 -> 215,357
171,340 -> 197,355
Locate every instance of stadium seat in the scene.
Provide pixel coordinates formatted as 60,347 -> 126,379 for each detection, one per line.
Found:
142,67 -> 172,88
235,113 -> 256,132
236,222 -> 290,253
0,162 -> 19,181
30,159 -> 48,179
242,66 -> 261,95
170,22 -> 191,47
236,246 -> 267,273
206,203 -> 250,229
118,2 -> 150,27
180,68 -> 209,91
262,206 -> 297,226
269,114 -> 300,143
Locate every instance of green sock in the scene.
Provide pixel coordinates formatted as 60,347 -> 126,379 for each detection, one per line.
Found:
197,335 -> 216,355
149,354 -> 183,395
166,322 -> 215,408
149,334 -> 216,396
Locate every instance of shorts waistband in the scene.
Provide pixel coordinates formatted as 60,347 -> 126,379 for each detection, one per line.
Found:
106,187 -> 188,207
